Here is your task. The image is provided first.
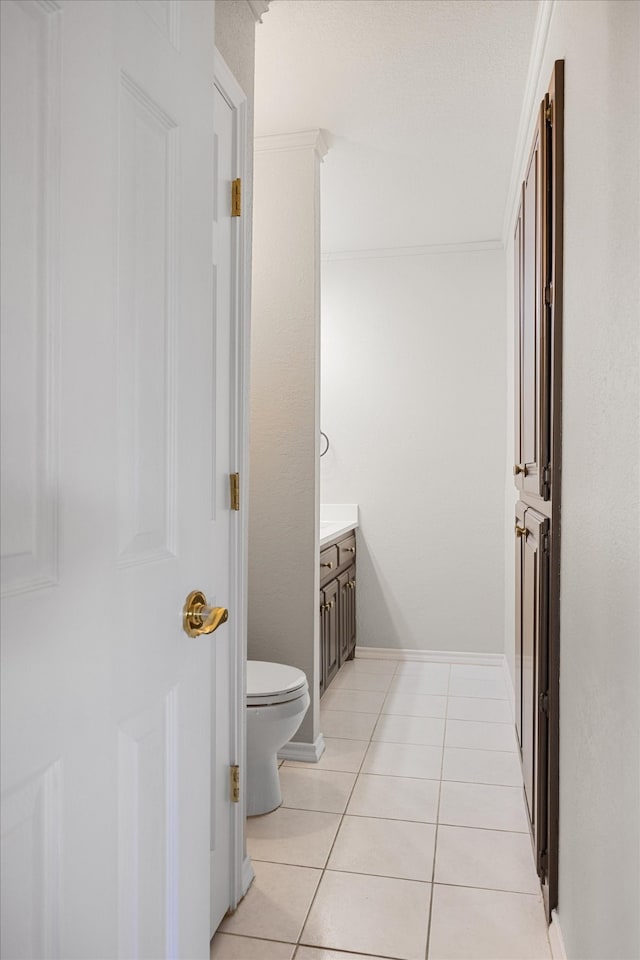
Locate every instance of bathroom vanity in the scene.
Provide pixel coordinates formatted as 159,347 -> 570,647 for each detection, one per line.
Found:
319,528 -> 357,695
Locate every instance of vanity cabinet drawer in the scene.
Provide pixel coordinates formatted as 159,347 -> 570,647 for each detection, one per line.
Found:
320,545 -> 339,585
337,535 -> 356,568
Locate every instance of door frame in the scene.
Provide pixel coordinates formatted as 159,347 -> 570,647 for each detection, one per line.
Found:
213,48 -> 253,910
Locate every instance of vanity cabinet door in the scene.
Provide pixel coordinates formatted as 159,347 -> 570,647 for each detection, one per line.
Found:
322,578 -> 340,691
343,564 -> 356,663
338,571 -> 351,664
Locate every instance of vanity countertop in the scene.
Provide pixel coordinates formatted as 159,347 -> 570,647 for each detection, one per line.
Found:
319,504 -> 359,548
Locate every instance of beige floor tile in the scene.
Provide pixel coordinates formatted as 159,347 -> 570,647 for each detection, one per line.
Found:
447,696 -> 513,724
330,670 -> 393,693
382,691 -> 447,718
319,711 -> 378,741
428,884 -> 551,959
210,932 -> 295,959
285,737 -> 369,773
373,714 -> 445,746
434,825 -> 540,894
394,662 -> 451,682
445,719 -> 517,752
296,947 -> 391,960
279,766 -> 356,814
320,688 -> 386,714
442,747 -> 522,786
388,673 -> 449,696
362,741 -> 442,779
347,773 -> 440,823
246,806 -> 342,868
218,861 -> 321,943
439,781 -> 529,833
302,870 -> 430,960
351,657 -> 399,674
449,664 -> 507,682
328,815 -> 436,881
447,676 -> 508,700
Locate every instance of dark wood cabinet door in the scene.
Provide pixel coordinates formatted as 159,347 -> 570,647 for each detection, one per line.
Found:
319,588 -> 326,696
338,564 -> 356,664
322,578 -> 339,690
517,504 -> 549,875
515,103 -> 551,501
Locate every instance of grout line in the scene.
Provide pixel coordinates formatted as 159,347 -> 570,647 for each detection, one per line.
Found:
293,658 -> 381,948
424,663 -> 451,959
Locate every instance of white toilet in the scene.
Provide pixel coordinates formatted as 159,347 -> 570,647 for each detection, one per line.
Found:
246,660 -> 310,817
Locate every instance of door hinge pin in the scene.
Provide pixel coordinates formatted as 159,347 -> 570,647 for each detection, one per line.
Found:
230,473 -> 240,511
230,764 -> 240,803
231,178 -> 242,217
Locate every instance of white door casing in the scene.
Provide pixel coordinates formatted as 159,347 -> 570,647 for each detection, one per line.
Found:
0,3 -> 246,957
210,49 -> 250,935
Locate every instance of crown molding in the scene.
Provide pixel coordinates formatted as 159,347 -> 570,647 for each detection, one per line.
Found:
246,0 -> 270,23
322,239 -> 503,263
255,129 -> 329,160
501,0 -> 556,243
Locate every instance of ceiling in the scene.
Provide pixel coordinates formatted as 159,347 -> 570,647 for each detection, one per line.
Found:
254,0 -> 540,253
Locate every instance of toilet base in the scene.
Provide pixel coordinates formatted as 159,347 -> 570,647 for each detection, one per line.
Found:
246,688 -> 310,818
246,755 -> 282,817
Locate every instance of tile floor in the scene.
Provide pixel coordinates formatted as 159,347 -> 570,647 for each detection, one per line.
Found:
211,657 -> 552,960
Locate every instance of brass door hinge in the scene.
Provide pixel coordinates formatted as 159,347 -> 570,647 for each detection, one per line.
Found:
230,764 -> 240,803
230,473 -> 240,511
231,178 -> 242,217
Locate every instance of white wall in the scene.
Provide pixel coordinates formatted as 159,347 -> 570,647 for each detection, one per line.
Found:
321,247 -> 506,654
503,3 -> 640,956
249,133 -> 325,746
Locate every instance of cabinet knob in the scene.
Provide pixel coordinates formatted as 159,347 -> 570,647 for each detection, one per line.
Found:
321,561 -> 333,569
513,463 -> 527,476
515,525 -> 528,539
345,546 -> 356,553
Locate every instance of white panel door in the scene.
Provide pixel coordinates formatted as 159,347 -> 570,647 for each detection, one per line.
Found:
0,2 -> 235,958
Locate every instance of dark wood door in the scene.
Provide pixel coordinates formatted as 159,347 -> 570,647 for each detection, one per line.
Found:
322,578 -> 339,690
517,505 -> 550,875
515,103 -> 551,501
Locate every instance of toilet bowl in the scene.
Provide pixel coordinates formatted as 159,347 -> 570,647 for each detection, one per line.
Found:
246,660 -> 310,817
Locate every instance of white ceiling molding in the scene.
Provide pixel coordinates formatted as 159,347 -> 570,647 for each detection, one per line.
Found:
255,129 -> 329,160
322,239 -> 504,263
501,0 -> 556,244
246,0 -> 270,24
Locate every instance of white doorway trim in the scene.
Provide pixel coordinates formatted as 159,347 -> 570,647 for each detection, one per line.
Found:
213,47 -> 253,911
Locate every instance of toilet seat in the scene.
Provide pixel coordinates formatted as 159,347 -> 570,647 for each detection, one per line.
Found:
246,660 -> 308,706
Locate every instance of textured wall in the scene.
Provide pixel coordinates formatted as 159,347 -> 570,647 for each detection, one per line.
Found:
321,247 -> 506,654
249,137 -> 323,745
504,2 -> 640,956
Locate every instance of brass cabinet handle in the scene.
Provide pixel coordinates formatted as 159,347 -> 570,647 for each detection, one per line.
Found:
345,546 -> 356,553
321,561 -> 334,569
515,525 -> 527,539
513,463 -> 527,476
183,590 -> 229,637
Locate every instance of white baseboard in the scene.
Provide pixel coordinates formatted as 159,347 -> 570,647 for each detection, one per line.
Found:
278,733 -> 326,763
549,910 -> 567,960
355,645 -> 506,667
503,657 -> 516,721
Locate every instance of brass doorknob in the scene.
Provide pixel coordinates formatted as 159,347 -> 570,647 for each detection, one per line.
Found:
183,590 -> 229,637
